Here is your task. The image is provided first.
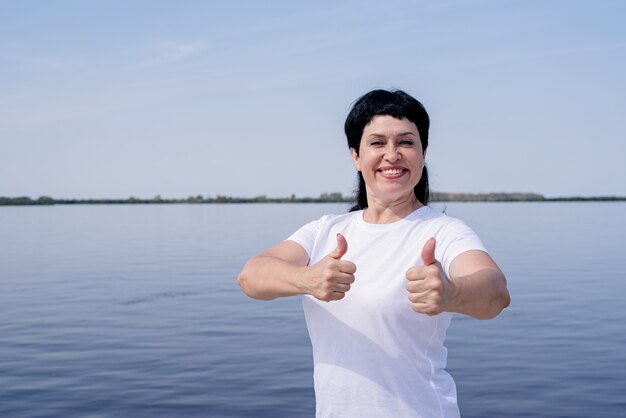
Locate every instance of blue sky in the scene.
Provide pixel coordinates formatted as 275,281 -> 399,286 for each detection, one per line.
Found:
1,0 -> 624,199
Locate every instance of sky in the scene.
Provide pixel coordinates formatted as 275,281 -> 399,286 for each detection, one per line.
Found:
1,0 -> 625,199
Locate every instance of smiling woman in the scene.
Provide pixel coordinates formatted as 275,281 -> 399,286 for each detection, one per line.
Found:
350,115 -> 425,218
344,89 -> 431,214
237,89 -> 510,418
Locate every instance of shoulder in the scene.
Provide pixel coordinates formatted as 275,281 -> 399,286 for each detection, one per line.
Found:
296,210 -> 361,232
405,205 -> 470,235
318,210 -> 361,227
422,207 -> 487,275
286,210 -> 361,256
416,206 -> 473,231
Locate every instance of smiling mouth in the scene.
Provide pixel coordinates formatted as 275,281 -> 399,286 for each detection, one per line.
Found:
377,167 -> 408,178
380,168 -> 405,175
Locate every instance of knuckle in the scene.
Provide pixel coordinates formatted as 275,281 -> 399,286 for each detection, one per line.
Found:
324,269 -> 337,280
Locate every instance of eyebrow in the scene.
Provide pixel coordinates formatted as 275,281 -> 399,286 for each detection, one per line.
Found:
367,131 -> 418,138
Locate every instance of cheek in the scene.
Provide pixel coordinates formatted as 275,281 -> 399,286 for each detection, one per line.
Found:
362,155 -> 380,172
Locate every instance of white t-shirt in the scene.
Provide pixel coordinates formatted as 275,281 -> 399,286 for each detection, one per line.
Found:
287,206 -> 486,418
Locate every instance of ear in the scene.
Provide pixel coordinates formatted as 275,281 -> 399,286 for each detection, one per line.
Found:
423,148 -> 428,160
350,148 -> 361,171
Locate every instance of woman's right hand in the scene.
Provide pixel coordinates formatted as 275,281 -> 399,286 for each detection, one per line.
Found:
299,233 -> 356,302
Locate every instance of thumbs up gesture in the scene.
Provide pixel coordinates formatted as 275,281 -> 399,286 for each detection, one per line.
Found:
301,233 -> 356,302
405,238 -> 458,316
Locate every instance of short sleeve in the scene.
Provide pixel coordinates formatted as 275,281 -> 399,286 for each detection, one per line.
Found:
436,218 -> 487,277
286,218 -> 323,259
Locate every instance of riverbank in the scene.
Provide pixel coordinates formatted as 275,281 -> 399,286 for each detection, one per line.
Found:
2,192 -> 625,206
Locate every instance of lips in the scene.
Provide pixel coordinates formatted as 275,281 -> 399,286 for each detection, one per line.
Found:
377,166 -> 408,179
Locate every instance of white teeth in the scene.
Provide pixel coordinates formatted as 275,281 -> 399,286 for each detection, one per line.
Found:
381,169 -> 403,175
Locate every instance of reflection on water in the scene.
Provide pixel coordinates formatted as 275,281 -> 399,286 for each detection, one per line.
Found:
1,202 -> 625,417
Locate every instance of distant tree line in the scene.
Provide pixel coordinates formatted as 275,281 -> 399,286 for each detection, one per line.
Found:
0,193 -> 350,206
429,192 -> 546,202
2,192 -> 625,206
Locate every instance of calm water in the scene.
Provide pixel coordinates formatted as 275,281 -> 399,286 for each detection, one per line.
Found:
1,202 -> 625,417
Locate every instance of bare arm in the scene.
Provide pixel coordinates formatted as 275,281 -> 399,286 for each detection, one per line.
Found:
237,234 -> 356,301
447,249 -> 510,319
406,238 -> 510,320
237,240 -> 310,300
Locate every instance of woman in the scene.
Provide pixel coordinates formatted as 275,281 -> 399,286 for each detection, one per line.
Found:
237,89 -> 510,417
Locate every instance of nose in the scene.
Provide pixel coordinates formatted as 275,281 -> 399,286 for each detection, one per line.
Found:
384,145 -> 401,162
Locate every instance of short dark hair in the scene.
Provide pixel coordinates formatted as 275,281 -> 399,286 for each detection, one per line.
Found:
344,89 -> 430,210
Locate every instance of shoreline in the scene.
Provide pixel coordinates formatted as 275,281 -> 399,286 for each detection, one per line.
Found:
2,194 -> 625,206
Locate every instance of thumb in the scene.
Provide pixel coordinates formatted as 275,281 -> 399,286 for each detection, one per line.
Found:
421,237 -> 437,265
328,233 -> 348,259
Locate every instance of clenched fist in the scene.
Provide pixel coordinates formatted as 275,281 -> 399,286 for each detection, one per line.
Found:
406,238 -> 459,316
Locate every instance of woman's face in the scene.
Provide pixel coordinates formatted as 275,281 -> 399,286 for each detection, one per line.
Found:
351,115 -> 425,205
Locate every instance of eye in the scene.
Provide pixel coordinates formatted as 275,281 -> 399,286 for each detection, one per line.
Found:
399,139 -> 415,146
369,139 -> 384,147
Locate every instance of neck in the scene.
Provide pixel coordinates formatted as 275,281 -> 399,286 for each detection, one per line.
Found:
363,194 -> 423,224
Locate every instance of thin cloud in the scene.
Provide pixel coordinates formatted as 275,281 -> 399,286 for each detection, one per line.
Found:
157,40 -> 206,63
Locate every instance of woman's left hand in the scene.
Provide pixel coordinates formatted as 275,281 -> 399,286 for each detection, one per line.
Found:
405,238 -> 459,316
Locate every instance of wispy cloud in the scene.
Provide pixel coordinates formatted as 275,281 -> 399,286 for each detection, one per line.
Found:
156,40 -> 206,63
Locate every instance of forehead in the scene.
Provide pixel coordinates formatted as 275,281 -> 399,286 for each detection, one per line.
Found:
363,115 -> 419,136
